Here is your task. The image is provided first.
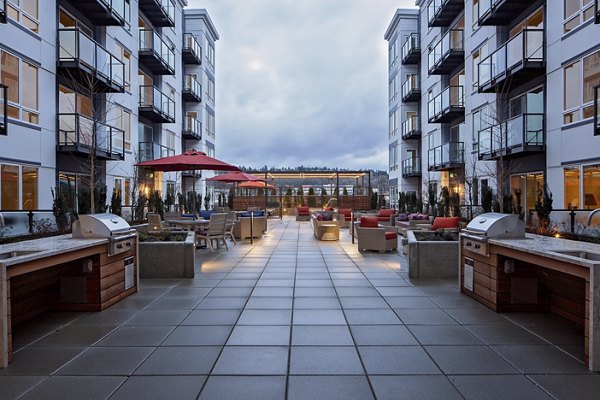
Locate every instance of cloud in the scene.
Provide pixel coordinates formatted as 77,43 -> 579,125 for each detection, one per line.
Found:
187,0 -> 416,170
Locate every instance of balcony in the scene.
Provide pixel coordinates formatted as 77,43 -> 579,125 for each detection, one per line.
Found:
595,85 -> 599,135
139,29 -> 175,75
428,86 -> 465,123
402,74 -> 421,102
402,115 -> 421,140
139,142 -> 174,162
478,29 -> 544,93
402,158 -> 422,178
428,29 -> 464,75
401,33 -> 420,65
183,171 -> 202,178
57,113 -> 125,161
183,114 -> 202,140
1,0 -> 6,24
183,34 -> 202,65
69,0 -> 129,26
0,84 -> 7,135
427,0 -> 464,27
428,142 -> 464,171
139,86 -> 175,123
138,0 -> 175,27
182,75 -> 202,102
58,29 -> 125,93
476,0 -> 537,26
478,113 -> 545,160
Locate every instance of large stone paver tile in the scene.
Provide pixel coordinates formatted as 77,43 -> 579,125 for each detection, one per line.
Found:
449,375 -> 554,400
32,325 -> 116,347
339,297 -> 389,309
111,376 -> 206,400
351,325 -> 419,345
294,287 -> 337,297
345,309 -> 401,325
57,347 -> 154,376
162,326 -> 233,346
408,325 -> 483,345
146,297 -> 203,310
125,310 -> 190,326
244,297 -> 293,309
0,347 -> 85,376
294,297 -> 341,309
394,308 -> 457,325
195,297 -> 247,309
199,376 -> 286,400
492,345 -> 591,374
288,376 -> 374,400
19,376 -> 125,400
292,325 -> 354,346
358,346 -> 441,375
237,309 -> 292,325
96,326 -> 174,347
227,325 -> 290,346
135,346 -> 221,375
293,309 -> 346,325
212,346 -> 288,375
529,374 -> 600,400
370,376 -> 462,400
290,347 -> 364,375
0,376 -> 46,400
425,346 -> 519,375
181,309 -> 241,325
465,324 -> 547,345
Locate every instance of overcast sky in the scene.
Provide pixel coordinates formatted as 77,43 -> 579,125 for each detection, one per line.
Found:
187,0 -> 416,171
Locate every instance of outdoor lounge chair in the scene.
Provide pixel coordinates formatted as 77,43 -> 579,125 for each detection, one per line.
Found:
296,206 -> 311,221
338,209 -> 353,228
195,213 -> 228,252
354,216 -> 398,252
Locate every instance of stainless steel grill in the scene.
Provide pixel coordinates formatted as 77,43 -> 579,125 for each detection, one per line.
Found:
461,213 -> 525,256
72,213 -> 136,256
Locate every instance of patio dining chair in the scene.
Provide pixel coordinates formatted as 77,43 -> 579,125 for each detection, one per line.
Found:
147,213 -> 185,234
195,213 -> 228,252
224,211 -> 237,245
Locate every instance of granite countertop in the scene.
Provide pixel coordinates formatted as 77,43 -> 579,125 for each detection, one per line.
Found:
488,233 -> 600,268
0,234 -> 108,267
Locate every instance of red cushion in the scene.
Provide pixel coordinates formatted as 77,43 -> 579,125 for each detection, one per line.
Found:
360,216 -> 379,228
385,231 -> 398,240
431,217 -> 461,230
325,207 -> 334,211
339,209 -> 352,216
297,206 -> 309,212
377,209 -> 395,218
377,217 -> 391,222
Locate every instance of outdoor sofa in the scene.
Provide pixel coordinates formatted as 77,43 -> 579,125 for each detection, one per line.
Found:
354,216 -> 398,252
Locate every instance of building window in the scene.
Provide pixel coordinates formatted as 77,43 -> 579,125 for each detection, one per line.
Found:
564,0 -> 595,33
564,166 -> 580,208
389,110 -> 398,137
0,164 -> 38,211
510,172 -> 544,222
124,178 -> 131,206
1,50 -> 39,125
114,43 -> 131,90
564,164 -> 600,208
7,0 -> 39,33
389,38 -> 397,68
114,107 -> 131,151
472,42 -> 488,91
472,104 -> 490,149
563,49 -> 600,124
583,164 -> 600,207
206,41 -> 215,68
165,130 -> 175,152
206,146 -> 215,157
207,76 -> 215,102
206,111 -> 215,137
389,76 -> 397,103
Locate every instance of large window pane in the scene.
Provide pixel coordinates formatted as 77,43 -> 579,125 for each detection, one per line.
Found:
564,61 -> 581,110
565,0 -> 580,19
22,62 -> 38,110
1,165 -> 19,210
21,166 -> 37,210
583,51 -> 600,104
22,0 -> 38,19
583,164 -> 600,207
564,167 -> 580,208
1,52 -> 19,103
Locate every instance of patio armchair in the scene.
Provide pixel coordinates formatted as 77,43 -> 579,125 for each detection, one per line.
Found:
338,209 -> 353,228
296,206 -> 311,221
375,209 -> 397,226
233,215 -> 267,239
147,213 -> 185,233
224,211 -> 237,245
195,213 -> 228,252
354,216 -> 398,253
411,216 -> 461,232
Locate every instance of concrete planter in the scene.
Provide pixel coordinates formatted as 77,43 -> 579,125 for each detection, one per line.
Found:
407,230 -> 459,279
138,231 -> 196,279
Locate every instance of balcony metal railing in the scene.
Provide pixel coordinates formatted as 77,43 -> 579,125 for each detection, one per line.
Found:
476,0 -> 537,26
139,141 -> 175,162
428,86 -> 465,123
428,29 -> 464,75
402,74 -> 421,102
138,0 -> 175,27
139,85 -> 175,123
139,29 -> 176,75
183,114 -> 202,140
402,158 -> 422,177
69,0 -> 129,26
401,33 -> 420,65
58,113 -> 125,160
58,28 -> 125,92
427,0 -> 464,27
402,115 -> 421,139
1,0 -> 7,24
183,33 -> 202,64
477,113 -> 544,159
428,142 -> 464,170
595,85 -> 600,135
182,75 -> 202,102
478,29 -> 544,92
0,84 -> 7,135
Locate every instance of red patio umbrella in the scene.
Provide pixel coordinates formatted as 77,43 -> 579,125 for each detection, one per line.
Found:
238,181 -> 275,190
206,171 -> 264,183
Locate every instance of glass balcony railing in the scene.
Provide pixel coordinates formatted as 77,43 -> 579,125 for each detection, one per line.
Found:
402,74 -> 420,102
402,115 -> 421,139
401,33 -> 420,64
428,29 -> 464,74
58,28 -> 125,92
478,29 -> 544,92
139,141 -> 175,162
0,84 -> 7,135
428,142 -> 464,170
183,114 -> 202,140
476,0 -> 536,26
594,85 -> 599,135
183,33 -> 202,64
139,86 -> 175,123
478,113 -> 544,159
427,0 -> 464,27
183,75 -> 202,102
402,158 -> 422,177
139,29 -> 176,75
428,86 -> 465,123
138,0 -> 175,27
70,0 -> 129,26
58,113 -> 125,160
1,0 -> 7,24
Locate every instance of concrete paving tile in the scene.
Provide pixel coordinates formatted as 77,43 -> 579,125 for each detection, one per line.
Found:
195,297 -> 248,309
290,346 -> 364,375
251,287 -> 294,297
294,297 -> 341,309
207,287 -> 253,297
385,296 -> 439,308
0,376 -> 46,400
237,309 -> 292,325
227,325 -> 290,345
449,375 -> 554,400
465,323 -> 547,345
288,376 -> 374,400
162,326 -> 233,346
358,346 -> 441,375
199,376 -> 286,400
212,346 -> 288,375
244,297 -> 293,309
408,325 -> 484,345
293,309 -> 347,325
370,375 -> 462,400
351,325 -> 419,345
394,308 -> 457,325
292,325 -> 354,346
134,346 -> 221,375
111,376 -> 206,400
57,347 -> 154,376
529,374 -> 600,400
294,287 -> 337,297
492,345 -> 591,374
0,347 -> 86,376
181,309 -> 241,325
125,310 -> 190,326
96,326 -> 175,347
33,325 -> 116,347
18,376 -> 125,400
146,297 -> 203,310
339,296 -> 390,309
424,346 -> 520,375
345,309 -> 402,325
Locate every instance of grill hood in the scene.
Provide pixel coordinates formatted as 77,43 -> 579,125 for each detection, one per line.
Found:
464,213 -> 525,239
73,213 -> 133,238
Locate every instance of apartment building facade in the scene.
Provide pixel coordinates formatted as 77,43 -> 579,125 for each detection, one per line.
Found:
0,0 -> 219,215
386,1 -> 600,224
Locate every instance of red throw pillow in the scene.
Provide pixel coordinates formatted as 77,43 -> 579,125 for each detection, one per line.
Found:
339,209 -> 352,216
325,207 -> 334,211
360,216 -> 379,228
378,209 -> 395,218
316,214 -> 324,221
431,217 -> 461,230
385,231 -> 398,240
377,217 -> 391,222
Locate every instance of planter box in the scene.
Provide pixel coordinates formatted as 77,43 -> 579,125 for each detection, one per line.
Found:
138,231 -> 196,279
407,230 -> 459,279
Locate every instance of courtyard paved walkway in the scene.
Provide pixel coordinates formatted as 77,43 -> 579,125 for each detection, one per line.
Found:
0,217 -> 599,399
